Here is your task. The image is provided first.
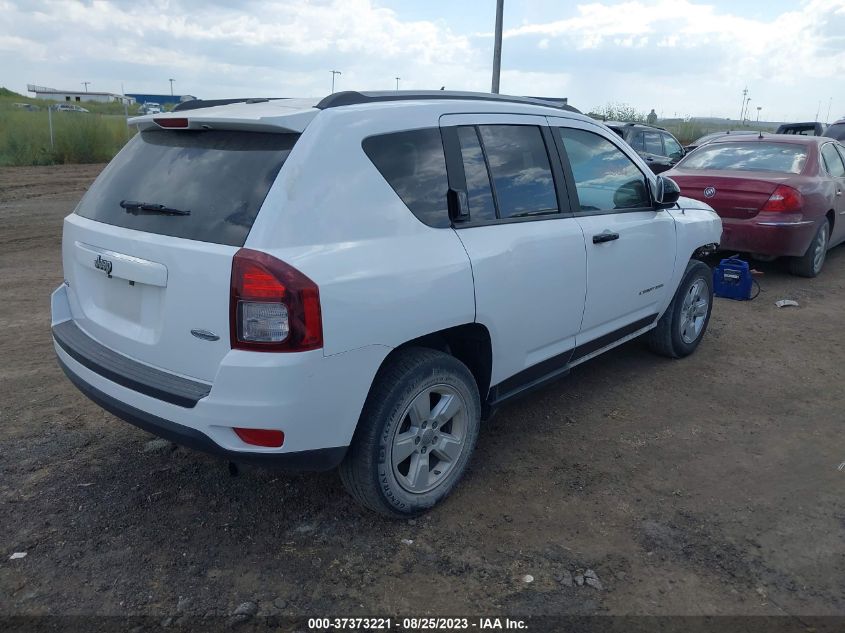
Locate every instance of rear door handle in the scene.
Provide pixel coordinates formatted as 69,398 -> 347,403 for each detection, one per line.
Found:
593,232 -> 620,244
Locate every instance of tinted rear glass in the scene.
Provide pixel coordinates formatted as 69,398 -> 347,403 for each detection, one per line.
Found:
827,123 -> 845,141
678,142 -> 807,174
362,128 -> 450,228
75,130 -> 297,247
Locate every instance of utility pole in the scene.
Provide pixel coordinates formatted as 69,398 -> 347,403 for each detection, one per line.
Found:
815,100 -> 821,122
491,0 -> 504,93
738,86 -> 747,123
169,78 -> 175,96
825,97 -> 832,124
330,70 -> 342,93
82,81 -> 91,92
756,106 -> 761,124
742,97 -> 751,124
395,76 -> 401,91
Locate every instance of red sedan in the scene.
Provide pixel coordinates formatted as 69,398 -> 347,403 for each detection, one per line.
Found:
666,135 -> 845,276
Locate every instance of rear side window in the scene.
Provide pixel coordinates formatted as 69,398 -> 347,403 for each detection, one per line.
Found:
643,131 -> 663,155
821,143 -> 845,177
362,128 -> 450,228
558,128 -> 650,212
477,125 -> 558,218
629,131 -> 645,151
75,130 -> 297,247
679,142 -> 808,174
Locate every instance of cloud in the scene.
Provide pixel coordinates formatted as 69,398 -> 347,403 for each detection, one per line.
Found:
0,0 -> 843,121
0,0 -> 484,96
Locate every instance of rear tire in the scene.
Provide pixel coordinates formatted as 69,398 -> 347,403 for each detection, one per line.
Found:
339,347 -> 481,518
648,259 -> 713,359
789,220 -> 829,278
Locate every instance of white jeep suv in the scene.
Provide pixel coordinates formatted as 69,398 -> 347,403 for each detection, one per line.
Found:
51,91 -> 721,517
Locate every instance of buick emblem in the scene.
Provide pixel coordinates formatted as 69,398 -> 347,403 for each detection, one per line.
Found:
703,186 -> 717,199
94,255 -> 113,277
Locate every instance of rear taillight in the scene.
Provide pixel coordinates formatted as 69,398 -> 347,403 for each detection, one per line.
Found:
230,249 -> 322,352
760,185 -> 803,212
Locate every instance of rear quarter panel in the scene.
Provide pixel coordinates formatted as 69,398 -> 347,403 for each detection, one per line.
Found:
245,107 -> 476,358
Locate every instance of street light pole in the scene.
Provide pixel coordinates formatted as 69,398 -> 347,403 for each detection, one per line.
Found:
756,106 -> 761,124
82,81 -> 90,92
491,0 -> 504,93
169,78 -> 175,96
395,76 -> 401,91
738,86 -> 747,123
330,70 -> 342,93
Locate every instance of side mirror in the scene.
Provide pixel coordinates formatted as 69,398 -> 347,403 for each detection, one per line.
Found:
654,175 -> 681,209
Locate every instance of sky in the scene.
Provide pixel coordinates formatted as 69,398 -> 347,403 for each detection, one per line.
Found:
1,0 -> 843,122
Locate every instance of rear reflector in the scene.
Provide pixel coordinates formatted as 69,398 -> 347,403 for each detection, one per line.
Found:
760,185 -> 803,213
234,428 -> 285,447
154,117 -> 189,128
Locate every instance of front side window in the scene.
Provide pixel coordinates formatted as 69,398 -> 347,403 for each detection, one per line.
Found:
663,134 -> 683,159
362,128 -> 450,228
820,143 -> 845,178
558,128 -> 651,212
476,125 -> 558,219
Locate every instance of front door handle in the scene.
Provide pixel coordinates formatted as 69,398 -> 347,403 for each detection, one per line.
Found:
593,232 -> 620,244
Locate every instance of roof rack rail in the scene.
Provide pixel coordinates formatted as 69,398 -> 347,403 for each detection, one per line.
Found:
173,98 -> 283,112
315,90 -> 581,113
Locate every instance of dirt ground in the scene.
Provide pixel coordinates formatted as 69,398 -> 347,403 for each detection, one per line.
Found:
1,165 -> 843,623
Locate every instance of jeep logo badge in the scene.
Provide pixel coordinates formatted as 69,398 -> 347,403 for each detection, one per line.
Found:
703,186 -> 717,199
94,255 -> 113,277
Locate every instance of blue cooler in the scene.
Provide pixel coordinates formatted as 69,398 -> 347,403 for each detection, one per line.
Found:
713,256 -> 753,300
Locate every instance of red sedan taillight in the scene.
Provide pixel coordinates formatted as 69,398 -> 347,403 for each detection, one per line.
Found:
230,249 -> 322,352
760,185 -> 803,213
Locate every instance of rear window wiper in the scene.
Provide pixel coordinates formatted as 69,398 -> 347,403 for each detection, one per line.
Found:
120,200 -> 191,216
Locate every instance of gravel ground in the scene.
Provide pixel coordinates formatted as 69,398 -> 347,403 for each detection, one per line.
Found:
1,165 -> 843,623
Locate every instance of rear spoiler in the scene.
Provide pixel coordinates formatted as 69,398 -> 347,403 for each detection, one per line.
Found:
173,98 -> 285,112
128,100 -> 318,134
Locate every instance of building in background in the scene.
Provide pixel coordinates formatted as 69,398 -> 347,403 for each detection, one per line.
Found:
27,84 -> 134,105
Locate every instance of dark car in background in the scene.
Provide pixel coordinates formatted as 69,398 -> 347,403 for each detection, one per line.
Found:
826,118 -> 845,141
603,121 -> 685,174
775,122 -> 824,136
666,135 -> 845,277
684,130 -> 758,153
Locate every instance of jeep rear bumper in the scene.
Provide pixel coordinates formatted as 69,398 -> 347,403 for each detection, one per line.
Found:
56,355 -> 347,470
51,285 -> 388,471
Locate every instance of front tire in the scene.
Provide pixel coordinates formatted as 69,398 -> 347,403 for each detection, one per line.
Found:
648,259 -> 713,358
339,347 -> 481,518
789,220 -> 828,278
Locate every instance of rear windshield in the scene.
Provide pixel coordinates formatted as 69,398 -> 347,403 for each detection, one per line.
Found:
75,129 -> 298,246
678,142 -> 807,174
827,123 -> 845,141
